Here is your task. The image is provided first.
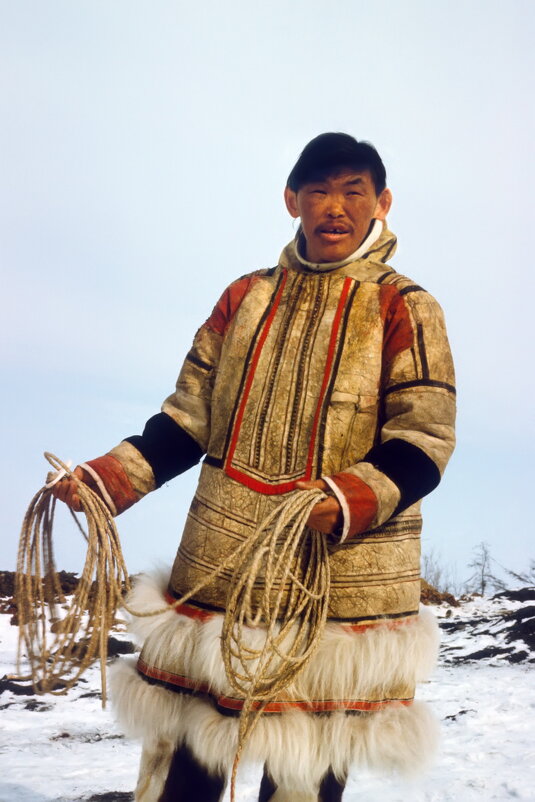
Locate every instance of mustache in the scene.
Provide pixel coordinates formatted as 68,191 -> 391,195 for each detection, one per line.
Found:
314,223 -> 352,234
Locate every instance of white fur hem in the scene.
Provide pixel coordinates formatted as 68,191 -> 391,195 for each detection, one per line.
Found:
113,571 -> 441,794
122,571 -> 439,704
112,658 -> 439,795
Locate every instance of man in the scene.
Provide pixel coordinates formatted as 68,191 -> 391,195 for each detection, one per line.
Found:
55,133 -> 456,801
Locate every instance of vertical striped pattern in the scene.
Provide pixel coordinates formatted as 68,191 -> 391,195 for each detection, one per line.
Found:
223,273 -> 356,493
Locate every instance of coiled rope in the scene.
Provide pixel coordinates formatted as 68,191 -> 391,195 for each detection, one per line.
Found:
15,452 -> 330,801
15,453 -> 130,706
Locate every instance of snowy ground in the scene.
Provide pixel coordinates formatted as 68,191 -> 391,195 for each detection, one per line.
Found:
1,591 -> 534,802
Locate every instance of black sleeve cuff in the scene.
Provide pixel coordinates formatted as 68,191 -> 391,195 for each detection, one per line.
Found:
363,438 -> 441,516
125,412 -> 204,488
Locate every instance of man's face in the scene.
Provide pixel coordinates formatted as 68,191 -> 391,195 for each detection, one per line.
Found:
284,169 -> 392,263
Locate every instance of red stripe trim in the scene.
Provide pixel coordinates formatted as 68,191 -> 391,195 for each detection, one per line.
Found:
225,274 -> 353,494
163,592 -> 417,632
163,592 -> 216,621
224,270 -> 288,487
205,276 -> 256,336
224,469 -> 299,495
305,276 -> 353,476
136,658 -> 413,713
342,616 -> 415,633
215,696 -> 413,713
138,658 -> 211,693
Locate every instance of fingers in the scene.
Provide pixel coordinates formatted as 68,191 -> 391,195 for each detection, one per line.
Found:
51,467 -> 85,511
295,478 -> 328,491
305,496 -> 342,534
52,479 -> 81,511
294,496 -> 341,535
294,479 -> 340,533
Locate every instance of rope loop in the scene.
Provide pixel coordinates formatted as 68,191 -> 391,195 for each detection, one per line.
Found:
16,453 -> 130,706
15,454 -> 331,802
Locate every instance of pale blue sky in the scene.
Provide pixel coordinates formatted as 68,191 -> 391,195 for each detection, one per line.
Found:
1,0 -> 533,582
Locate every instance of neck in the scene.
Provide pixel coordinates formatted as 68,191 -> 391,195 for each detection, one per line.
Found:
295,219 -> 384,272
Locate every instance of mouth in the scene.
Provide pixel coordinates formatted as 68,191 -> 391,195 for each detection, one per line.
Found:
317,225 -> 351,243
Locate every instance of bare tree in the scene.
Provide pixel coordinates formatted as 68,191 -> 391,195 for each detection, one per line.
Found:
423,544 -> 533,599
421,548 -> 463,596
466,541 -> 505,595
497,558 -> 535,588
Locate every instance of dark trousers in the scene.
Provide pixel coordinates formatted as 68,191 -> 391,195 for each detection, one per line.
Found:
158,743 -> 347,801
259,766 -> 346,802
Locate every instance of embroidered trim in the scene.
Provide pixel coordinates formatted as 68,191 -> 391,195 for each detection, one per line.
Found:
163,592 -> 215,621
305,276 -> 353,477
224,270 -> 291,492
224,274 -> 354,493
164,591 -> 419,628
136,657 -> 414,715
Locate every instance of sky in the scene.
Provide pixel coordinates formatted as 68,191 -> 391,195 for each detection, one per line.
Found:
1,0 -> 534,585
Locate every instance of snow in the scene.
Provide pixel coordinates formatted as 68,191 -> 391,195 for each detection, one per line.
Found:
1,593 -> 534,802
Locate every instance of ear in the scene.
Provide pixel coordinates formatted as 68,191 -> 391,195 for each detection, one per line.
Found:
284,186 -> 300,219
374,188 -> 392,220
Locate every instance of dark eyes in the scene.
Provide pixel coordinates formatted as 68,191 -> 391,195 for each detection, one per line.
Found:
309,189 -> 362,197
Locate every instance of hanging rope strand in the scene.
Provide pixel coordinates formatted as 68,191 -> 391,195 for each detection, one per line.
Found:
15,452 -> 331,802
15,454 -> 130,704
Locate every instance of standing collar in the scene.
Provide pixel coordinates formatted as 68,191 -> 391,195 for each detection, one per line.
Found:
293,219 -> 384,273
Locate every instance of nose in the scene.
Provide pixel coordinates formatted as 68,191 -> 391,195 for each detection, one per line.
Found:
326,195 -> 344,217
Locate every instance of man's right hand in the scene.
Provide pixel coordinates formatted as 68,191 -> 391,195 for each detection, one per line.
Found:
51,466 -> 95,511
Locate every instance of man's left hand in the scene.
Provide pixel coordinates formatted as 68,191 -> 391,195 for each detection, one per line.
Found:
295,479 -> 343,535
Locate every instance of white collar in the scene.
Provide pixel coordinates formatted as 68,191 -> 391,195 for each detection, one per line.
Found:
293,219 -> 384,272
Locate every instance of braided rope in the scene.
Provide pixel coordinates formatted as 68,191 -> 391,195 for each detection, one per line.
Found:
15,453 -> 330,801
221,489 -> 330,799
15,453 -> 130,706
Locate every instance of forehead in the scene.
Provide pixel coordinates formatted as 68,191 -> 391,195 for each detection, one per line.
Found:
300,168 -> 375,190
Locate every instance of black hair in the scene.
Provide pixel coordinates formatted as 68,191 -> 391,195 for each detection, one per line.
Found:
286,132 -> 386,195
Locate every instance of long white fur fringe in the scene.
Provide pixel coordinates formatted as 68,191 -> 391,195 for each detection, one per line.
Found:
111,572 -> 440,799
